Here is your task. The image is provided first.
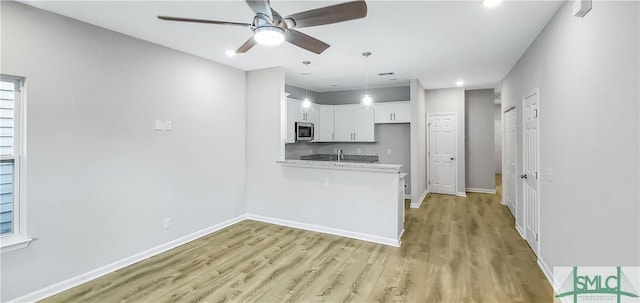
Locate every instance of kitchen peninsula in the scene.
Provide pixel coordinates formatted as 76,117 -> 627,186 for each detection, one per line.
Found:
275,157 -> 406,247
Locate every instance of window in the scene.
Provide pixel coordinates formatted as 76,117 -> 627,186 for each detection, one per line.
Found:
0,75 -> 29,252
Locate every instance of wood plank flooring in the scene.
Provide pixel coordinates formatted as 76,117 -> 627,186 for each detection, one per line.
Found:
42,175 -> 553,302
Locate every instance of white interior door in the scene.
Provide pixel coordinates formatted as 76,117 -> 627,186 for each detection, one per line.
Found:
504,109 -> 517,215
522,90 -> 539,254
428,114 -> 456,195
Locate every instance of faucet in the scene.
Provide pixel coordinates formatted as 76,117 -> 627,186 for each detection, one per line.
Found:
337,149 -> 344,162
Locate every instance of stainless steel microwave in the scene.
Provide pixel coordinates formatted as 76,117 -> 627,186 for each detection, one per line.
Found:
296,122 -> 314,141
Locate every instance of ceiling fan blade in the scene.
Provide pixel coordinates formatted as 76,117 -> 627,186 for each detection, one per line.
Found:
245,0 -> 273,22
285,30 -> 330,54
236,37 -> 257,53
157,16 -> 252,27
285,1 -> 367,29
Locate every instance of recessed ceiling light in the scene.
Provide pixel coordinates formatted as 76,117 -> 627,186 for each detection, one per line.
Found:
456,81 -> 465,87
225,50 -> 236,57
483,0 -> 502,7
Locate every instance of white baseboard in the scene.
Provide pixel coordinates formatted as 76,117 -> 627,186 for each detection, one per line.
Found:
8,214 -> 247,303
456,192 -> 467,197
410,189 -> 428,208
403,194 -> 411,200
466,188 -> 497,194
515,224 -> 526,239
500,199 -> 508,206
537,256 -> 557,292
246,214 -> 400,247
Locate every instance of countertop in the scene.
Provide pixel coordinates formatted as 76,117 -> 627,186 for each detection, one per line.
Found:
277,160 -> 402,173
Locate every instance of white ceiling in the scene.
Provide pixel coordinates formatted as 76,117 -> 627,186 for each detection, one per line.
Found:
21,0 -> 562,92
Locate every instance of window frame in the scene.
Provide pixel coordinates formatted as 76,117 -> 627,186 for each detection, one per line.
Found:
0,74 -> 31,252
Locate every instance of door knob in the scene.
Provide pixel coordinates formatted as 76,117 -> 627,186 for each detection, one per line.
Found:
450,157 -> 455,160
521,174 -> 528,179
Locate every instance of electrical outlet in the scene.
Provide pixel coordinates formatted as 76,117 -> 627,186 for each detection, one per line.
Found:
323,178 -> 329,187
387,149 -> 392,155
164,218 -> 171,229
309,149 -> 313,154
357,148 -> 362,154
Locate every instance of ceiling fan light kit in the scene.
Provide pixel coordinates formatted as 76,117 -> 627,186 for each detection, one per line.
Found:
253,26 -> 285,46
158,0 -> 367,54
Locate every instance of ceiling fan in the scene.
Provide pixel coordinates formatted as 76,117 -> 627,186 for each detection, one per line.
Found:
158,0 -> 367,55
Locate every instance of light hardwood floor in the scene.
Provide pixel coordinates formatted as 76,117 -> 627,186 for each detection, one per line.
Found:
43,175 -> 553,302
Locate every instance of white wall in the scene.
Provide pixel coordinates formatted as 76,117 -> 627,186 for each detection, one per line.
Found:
410,80 -> 427,206
501,1 -> 639,269
465,89 -> 496,191
425,88 -> 466,195
0,3 -> 247,301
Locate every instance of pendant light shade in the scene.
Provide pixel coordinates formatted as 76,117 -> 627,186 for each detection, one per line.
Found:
361,52 -> 374,108
302,61 -> 312,112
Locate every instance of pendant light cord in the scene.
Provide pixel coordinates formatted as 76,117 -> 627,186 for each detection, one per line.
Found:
303,61 -> 310,100
362,52 -> 372,96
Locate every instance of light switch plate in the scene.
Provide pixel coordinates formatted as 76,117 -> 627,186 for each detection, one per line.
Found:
154,120 -> 165,131
165,121 -> 172,131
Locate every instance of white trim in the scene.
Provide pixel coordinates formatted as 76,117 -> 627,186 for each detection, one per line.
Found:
500,199 -> 508,206
515,224 -> 526,239
465,188 -> 497,194
455,192 -> 467,197
426,112 -> 458,196
403,194 -> 411,200
537,256 -> 556,292
0,236 -> 32,253
8,215 -> 247,303
410,189 -> 428,208
246,214 -> 401,247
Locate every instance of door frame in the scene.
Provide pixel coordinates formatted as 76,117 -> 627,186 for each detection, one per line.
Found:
426,112 -> 458,196
503,105 -> 517,222
521,88 -> 541,256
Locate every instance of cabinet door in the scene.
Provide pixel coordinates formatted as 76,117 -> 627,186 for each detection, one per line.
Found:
333,105 -> 355,141
352,107 -> 375,141
317,105 -> 335,141
286,99 -> 302,143
392,101 -> 411,123
374,102 -> 394,124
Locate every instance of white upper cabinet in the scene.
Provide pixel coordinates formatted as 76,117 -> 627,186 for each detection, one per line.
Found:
317,105 -> 335,142
287,98 -> 319,143
374,101 -> 411,124
286,100 -> 375,143
334,104 -> 375,142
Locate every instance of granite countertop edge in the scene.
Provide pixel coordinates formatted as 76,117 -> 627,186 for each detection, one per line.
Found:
277,160 -> 402,172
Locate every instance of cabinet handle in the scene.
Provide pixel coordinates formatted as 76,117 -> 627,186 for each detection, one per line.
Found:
390,113 -> 392,121
393,113 -> 396,120
353,133 -> 356,140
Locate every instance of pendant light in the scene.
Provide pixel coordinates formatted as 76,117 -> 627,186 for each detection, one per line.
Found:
301,61 -> 312,111
361,52 -> 373,108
